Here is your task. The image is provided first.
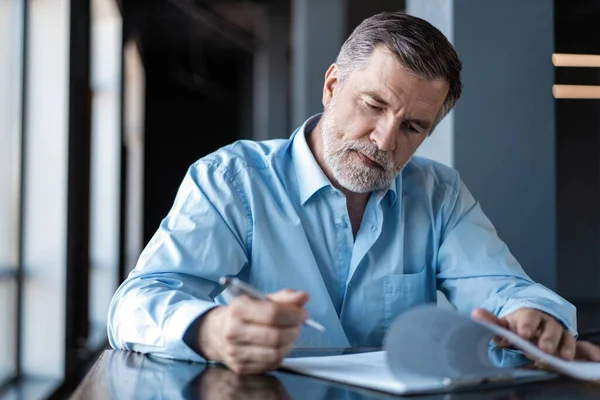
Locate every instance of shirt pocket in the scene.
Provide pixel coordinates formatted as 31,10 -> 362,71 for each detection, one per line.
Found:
383,265 -> 436,329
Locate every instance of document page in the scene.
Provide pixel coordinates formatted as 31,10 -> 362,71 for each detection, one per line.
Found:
384,306 -> 505,381
282,305 -> 555,394
479,319 -> 600,380
282,350 -> 448,395
393,306 -> 600,381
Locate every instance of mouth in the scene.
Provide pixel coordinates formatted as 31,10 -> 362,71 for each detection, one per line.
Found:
355,151 -> 384,171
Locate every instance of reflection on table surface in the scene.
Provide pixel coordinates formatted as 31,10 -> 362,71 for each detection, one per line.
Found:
71,349 -> 600,400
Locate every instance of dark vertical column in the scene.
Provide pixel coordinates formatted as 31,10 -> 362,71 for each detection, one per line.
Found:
16,0 -> 30,380
239,55 -> 254,140
65,0 -> 92,376
253,0 -> 290,140
118,2 -> 128,285
555,0 -> 600,301
291,0 -> 346,128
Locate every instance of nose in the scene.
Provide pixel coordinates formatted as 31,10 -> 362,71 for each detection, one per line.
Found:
369,120 -> 396,152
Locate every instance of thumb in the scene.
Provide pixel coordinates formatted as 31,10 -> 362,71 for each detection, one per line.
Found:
268,289 -> 309,307
472,308 -> 511,347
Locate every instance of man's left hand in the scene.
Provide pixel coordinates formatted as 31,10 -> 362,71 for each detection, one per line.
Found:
472,307 -> 600,361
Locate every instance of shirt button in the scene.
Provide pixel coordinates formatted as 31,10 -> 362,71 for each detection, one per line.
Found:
370,225 -> 376,231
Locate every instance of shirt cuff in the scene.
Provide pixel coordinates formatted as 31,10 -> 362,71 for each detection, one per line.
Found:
159,300 -> 220,361
182,307 -> 220,357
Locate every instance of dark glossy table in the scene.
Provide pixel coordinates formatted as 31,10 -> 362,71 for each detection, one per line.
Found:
71,349 -> 600,399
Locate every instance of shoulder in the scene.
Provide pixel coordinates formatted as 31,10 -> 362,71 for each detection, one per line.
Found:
192,138 -> 291,180
402,156 -> 461,197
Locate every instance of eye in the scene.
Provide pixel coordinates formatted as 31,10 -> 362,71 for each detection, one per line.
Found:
361,99 -> 383,112
403,122 -> 422,135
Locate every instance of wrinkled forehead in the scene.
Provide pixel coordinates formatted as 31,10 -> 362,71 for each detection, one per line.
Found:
345,48 -> 448,102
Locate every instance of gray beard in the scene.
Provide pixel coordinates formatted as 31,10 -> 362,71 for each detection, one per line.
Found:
320,108 -> 404,194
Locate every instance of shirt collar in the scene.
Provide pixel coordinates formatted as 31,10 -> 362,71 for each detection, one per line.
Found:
291,114 -> 330,205
290,113 -> 399,207
383,174 -> 399,207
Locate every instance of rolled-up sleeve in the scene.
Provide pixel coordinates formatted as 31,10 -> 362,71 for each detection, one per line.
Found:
107,159 -> 252,361
436,175 -> 577,337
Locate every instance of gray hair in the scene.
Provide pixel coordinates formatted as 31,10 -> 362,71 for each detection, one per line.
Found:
335,11 -> 463,130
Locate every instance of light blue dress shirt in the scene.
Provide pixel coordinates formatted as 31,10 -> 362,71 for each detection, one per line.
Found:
108,114 -> 577,362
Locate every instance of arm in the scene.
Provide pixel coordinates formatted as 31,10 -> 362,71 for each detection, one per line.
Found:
107,160 -> 250,361
436,175 -> 577,337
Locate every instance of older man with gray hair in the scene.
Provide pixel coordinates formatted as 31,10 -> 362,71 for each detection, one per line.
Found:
108,12 -> 600,374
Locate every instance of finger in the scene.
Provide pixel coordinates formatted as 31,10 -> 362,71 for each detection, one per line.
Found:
537,318 -> 565,354
575,341 -> 600,361
557,331 -> 576,360
230,296 -> 307,327
508,309 -> 543,340
268,289 -> 310,307
233,324 -> 301,347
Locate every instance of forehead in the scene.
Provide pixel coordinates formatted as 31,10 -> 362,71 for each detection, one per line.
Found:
346,47 -> 449,114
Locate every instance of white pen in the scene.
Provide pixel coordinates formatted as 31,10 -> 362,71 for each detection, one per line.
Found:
219,276 -> 326,332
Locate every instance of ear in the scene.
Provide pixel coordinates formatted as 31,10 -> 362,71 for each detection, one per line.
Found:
322,64 -> 339,108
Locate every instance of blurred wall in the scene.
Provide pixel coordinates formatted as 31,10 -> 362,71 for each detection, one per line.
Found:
408,0 -> 557,289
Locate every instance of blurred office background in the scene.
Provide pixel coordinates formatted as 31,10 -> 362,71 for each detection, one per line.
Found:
0,0 -> 599,397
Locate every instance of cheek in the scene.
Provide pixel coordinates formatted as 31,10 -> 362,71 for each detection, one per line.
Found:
335,104 -> 377,139
392,149 -> 406,166
396,135 -> 427,161
338,121 -> 373,141
347,117 -> 380,141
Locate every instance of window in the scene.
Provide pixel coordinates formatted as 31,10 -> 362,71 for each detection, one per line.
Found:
88,0 -> 122,345
20,0 -> 70,380
0,0 -> 23,388
1,0 -> 130,396
0,280 -> 17,385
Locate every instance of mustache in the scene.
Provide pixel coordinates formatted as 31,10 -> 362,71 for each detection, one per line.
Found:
345,141 -> 395,170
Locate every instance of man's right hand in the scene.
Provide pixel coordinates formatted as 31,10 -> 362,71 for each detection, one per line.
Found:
197,289 -> 309,375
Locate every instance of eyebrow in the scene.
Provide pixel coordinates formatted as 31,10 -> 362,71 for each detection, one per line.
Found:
362,91 -> 433,131
363,91 -> 388,106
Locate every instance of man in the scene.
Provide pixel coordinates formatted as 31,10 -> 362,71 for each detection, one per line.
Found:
108,12 -> 600,374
